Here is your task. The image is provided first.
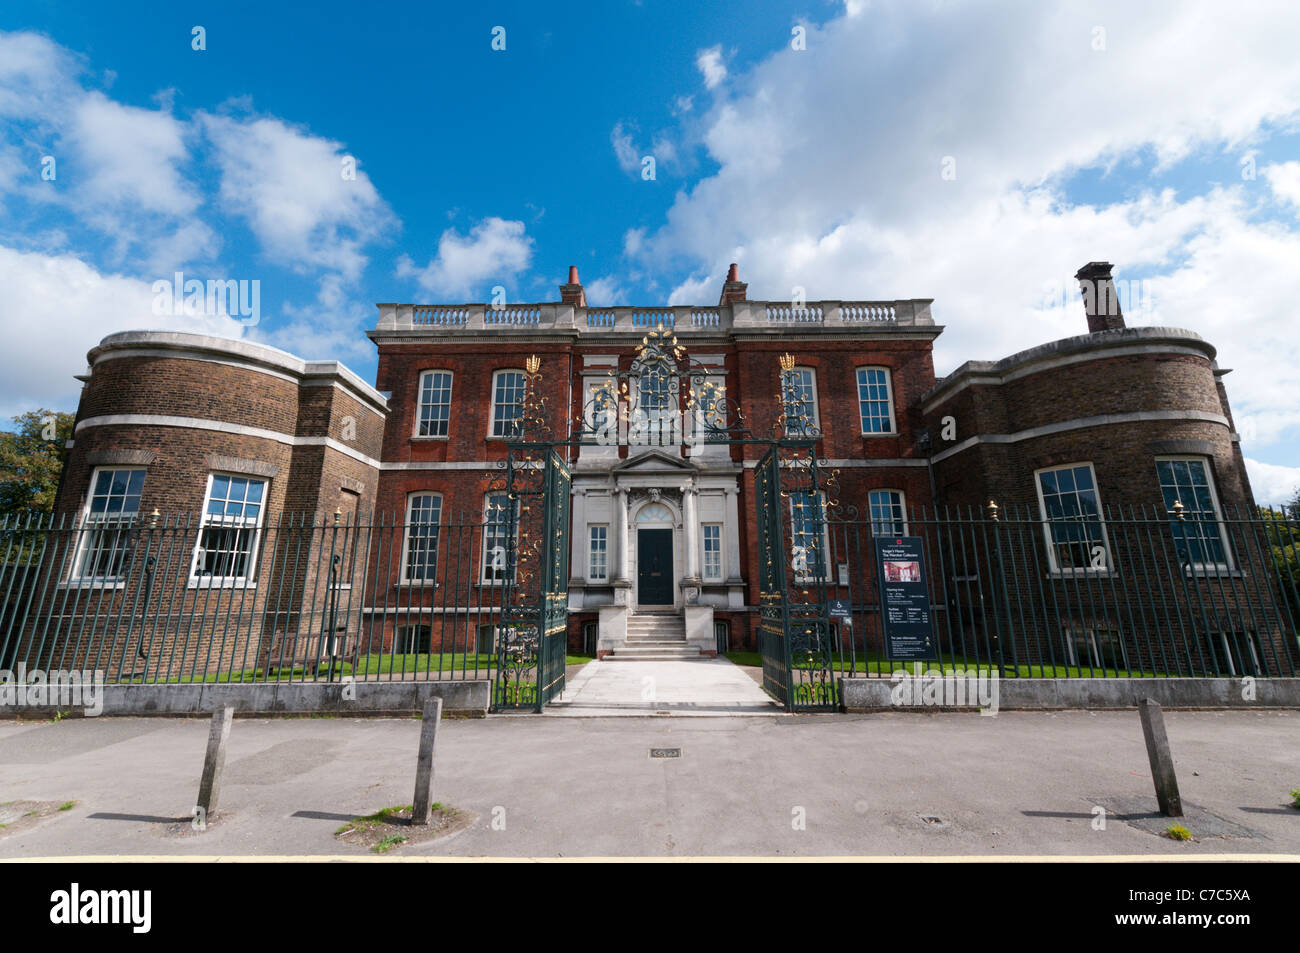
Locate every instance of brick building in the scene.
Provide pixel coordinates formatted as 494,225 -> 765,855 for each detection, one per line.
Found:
15,259 -> 1294,681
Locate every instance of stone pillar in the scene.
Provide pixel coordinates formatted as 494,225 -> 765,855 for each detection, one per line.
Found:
613,487 -> 630,583
683,483 -> 700,582
724,486 -> 743,583
570,487 -> 587,580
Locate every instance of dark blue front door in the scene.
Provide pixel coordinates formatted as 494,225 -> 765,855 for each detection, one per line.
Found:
637,529 -> 673,605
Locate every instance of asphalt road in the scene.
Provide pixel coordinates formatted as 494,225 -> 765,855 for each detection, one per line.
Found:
0,709 -> 1296,858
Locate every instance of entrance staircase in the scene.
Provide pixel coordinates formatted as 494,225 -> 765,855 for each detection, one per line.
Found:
607,613 -> 703,661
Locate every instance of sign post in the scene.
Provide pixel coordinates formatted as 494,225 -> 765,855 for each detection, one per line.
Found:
874,537 -> 937,662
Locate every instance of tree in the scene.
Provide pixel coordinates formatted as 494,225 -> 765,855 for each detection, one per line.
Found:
0,409 -> 75,519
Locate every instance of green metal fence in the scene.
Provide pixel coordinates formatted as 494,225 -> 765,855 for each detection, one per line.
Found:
808,503 -> 1300,680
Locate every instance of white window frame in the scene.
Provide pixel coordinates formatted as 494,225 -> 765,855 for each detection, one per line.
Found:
783,366 -> 820,437
395,624 -> 433,654
701,523 -> 724,581
867,489 -> 908,537
588,524 -> 609,582
856,366 -> 896,436
481,492 -> 518,583
401,492 -> 443,585
1155,455 -> 1234,571
69,466 -> 146,584
584,380 -> 618,444
1033,462 -> 1111,575
414,369 -> 453,439
789,490 -> 831,583
489,369 -> 527,439
190,472 -> 268,588
1063,624 -> 1126,671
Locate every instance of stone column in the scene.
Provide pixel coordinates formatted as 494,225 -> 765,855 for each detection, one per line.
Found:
613,487 -> 630,583
683,482 -> 700,582
724,485 -> 743,583
570,487 -> 587,580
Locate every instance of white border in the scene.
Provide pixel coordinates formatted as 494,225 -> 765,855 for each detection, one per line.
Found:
867,488 -> 909,536
400,492 -> 443,585
488,369 -> 527,439
1155,454 -> 1234,571
413,369 -> 454,440
1032,462 -> 1111,575
855,366 -> 896,436
189,472 -> 268,588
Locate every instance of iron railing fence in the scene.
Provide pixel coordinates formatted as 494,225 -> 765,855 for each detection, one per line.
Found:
2,503 -> 1297,689
814,503 -> 1300,680
0,510 -> 539,685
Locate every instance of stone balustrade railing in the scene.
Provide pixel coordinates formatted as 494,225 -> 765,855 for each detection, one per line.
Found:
376,299 -> 934,332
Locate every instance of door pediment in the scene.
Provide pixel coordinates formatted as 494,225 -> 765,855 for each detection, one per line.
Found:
611,449 -> 698,473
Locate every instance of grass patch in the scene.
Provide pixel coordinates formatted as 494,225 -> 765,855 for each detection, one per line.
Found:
332,803 -> 473,854
58,801 -> 75,812
334,804 -> 415,834
725,650 -> 1165,678
372,834 -> 407,854
1290,789 -> 1300,809
132,652 -> 596,686
1164,824 -> 1193,841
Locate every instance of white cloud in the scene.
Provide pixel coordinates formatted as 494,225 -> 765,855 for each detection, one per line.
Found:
629,0 -> 1300,472
585,275 -> 628,306
0,245 -> 244,420
71,92 -> 197,216
397,217 -> 534,300
1263,160 -> 1300,210
0,31 -> 79,121
200,112 -> 394,280
1245,457 -> 1300,506
696,46 -> 727,90
611,121 -> 641,174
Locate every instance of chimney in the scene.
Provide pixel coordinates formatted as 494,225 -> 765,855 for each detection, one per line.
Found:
1075,261 -> 1125,333
718,262 -> 747,306
559,265 -> 586,307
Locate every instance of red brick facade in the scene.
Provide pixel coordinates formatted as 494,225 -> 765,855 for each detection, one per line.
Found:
25,261 -> 1281,676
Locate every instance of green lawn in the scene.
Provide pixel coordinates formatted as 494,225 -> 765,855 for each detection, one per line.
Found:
724,650 -> 1164,679
144,651 -> 596,683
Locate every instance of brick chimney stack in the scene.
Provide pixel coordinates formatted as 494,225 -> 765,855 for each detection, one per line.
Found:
559,265 -> 586,308
1076,261 -> 1125,333
718,262 -> 747,306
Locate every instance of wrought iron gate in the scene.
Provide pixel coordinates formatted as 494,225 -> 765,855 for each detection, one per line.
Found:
493,446 -> 571,712
756,446 -> 792,707
538,450 -> 571,707
754,443 -> 839,712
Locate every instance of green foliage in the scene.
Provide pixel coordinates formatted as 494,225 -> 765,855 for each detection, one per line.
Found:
1259,500 -> 1300,632
0,409 -> 74,519
1164,824 -> 1193,841
371,834 -> 407,853
1290,788 -> 1300,809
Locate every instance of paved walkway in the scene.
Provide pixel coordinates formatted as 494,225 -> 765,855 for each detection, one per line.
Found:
546,658 -> 784,716
1,711 -> 1297,858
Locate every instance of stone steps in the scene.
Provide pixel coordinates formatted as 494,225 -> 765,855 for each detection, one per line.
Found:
610,613 -> 700,660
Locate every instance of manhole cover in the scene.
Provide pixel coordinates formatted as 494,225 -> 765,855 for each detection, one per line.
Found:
650,748 -> 682,759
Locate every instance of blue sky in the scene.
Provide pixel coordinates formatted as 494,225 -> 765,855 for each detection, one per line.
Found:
1,1 -> 1298,500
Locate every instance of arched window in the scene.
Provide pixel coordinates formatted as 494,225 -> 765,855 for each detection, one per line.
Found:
636,502 -> 674,523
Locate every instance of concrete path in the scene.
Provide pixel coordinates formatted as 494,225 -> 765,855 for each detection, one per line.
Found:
0,710 -> 1297,858
547,658 -> 785,716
